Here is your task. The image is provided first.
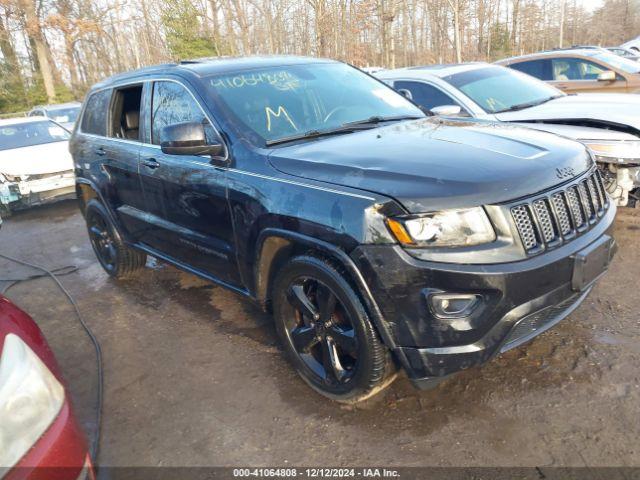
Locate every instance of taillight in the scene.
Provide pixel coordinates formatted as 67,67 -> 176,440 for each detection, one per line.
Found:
0,334 -> 65,468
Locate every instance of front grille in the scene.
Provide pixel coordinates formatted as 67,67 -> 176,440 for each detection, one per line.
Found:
511,170 -> 608,255
500,291 -> 584,353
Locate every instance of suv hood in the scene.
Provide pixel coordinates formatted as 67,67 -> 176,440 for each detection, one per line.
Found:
268,118 -> 592,213
495,94 -> 640,133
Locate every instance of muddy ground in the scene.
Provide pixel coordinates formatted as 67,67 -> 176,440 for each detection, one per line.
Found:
1,200 -> 639,473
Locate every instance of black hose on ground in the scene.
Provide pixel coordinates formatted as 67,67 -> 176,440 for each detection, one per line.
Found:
0,252 -> 103,463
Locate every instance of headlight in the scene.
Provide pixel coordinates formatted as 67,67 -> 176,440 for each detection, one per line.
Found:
386,207 -> 496,247
0,334 -> 65,468
583,140 -> 640,164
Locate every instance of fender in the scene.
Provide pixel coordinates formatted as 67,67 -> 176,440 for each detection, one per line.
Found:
255,228 -> 399,351
75,178 -> 128,245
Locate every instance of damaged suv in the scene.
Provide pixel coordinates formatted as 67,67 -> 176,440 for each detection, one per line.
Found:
71,57 -> 616,402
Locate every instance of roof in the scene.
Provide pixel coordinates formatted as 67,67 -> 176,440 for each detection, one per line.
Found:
0,117 -> 57,127
377,62 -> 492,79
497,48 -> 609,63
32,102 -> 82,111
92,56 -> 337,89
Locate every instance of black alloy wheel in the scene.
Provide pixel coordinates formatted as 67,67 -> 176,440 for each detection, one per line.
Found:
84,199 -> 147,279
273,256 -> 393,402
88,213 -> 117,273
285,276 -> 359,385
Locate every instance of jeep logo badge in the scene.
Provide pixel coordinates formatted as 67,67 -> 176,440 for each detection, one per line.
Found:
556,167 -> 575,179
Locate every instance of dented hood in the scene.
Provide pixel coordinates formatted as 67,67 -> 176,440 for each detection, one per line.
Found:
0,141 -> 73,178
268,118 -> 592,213
495,93 -> 640,133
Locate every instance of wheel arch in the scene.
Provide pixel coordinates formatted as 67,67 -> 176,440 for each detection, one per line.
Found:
76,178 -> 126,244
254,228 -> 398,351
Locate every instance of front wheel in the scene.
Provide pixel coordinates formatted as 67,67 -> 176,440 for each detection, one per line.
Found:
273,256 -> 394,403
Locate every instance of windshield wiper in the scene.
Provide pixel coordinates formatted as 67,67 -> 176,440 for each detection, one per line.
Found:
494,95 -> 562,113
265,115 -> 424,146
342,114 -> 424,127
265,124 -> 372,146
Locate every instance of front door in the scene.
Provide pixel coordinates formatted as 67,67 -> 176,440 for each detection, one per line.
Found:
137,80 -> 241,287
550,57 -> 628,93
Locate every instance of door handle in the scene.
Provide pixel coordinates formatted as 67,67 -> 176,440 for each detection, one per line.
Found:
95,147 -> 106,156
142,158 -> 160,169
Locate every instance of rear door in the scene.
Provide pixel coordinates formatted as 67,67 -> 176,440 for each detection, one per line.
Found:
508,59 -> 553,83
76,88 -> 143,239
99,83 -> 148,240
137,79 -> 241,286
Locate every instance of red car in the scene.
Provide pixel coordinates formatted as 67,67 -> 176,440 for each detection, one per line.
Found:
0,295 -> 94,480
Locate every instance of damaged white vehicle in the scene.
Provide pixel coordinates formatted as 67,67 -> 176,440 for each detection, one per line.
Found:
0,117 -> 75,214
377,63 -> 640,207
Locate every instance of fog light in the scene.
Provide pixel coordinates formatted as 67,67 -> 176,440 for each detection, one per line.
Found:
429,293 -> 481,319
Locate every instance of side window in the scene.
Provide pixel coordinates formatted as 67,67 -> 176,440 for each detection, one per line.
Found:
80,90 -> 112,136
151,81 -> 216,146
552,58 -> 607,81
510,59 -> 552,80
394,81 -> 463,112
109,85 -> 143,141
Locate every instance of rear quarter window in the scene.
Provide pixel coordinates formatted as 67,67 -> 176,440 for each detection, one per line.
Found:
80,89 -> 112,136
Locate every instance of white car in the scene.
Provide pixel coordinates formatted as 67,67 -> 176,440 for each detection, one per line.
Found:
0,118 -> 75,214
621,37 -> 640,53
376,63 -> 640,206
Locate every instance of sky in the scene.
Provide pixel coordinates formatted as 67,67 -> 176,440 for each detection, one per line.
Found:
581,0 -> 603,11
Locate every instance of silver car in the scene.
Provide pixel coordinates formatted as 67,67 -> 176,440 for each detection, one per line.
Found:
27,102 -> 81,131
376,63 -> 640,207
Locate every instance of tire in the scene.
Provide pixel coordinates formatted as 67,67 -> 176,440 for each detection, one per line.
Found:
85,199 -> 146,279
272,255 -> 395,403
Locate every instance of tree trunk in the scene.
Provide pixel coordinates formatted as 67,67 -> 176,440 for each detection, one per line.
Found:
19,0 -> 56,102
558,0 -> 565,48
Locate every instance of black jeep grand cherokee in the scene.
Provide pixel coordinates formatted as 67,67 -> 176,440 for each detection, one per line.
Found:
71,56 -> 616,402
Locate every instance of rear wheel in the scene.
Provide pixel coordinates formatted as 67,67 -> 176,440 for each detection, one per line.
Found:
85,200 -> 146,279
273,256 -> 394,403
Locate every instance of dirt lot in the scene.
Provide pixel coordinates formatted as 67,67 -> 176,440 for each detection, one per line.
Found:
1,200 -> 639,472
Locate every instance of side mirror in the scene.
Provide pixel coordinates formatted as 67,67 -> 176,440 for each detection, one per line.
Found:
160,122 -> 224,157
430,105 -> 463,117
597,70 -> 616,82
396,88 -> 413,100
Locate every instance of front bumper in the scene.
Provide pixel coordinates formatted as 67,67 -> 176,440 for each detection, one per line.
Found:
351,204 -> 616,388
0,172 -> 75,211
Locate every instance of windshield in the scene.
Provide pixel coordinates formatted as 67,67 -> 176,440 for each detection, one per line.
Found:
0,120 -> 70,151
205,62 -> 424,145
45,106 -> 80,124
443,66 -> 563,114
586,51 -> 640,74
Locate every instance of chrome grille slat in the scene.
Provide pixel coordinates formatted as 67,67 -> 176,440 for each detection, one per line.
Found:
511,171 -> 606,255
595,169 -> 608,207
586,176 -> 602,213
566,187 -> 584,228
532,199 -> 556,243
512,205 -> 538,251
551,193 -> 572,236
577,182 -> 594,220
